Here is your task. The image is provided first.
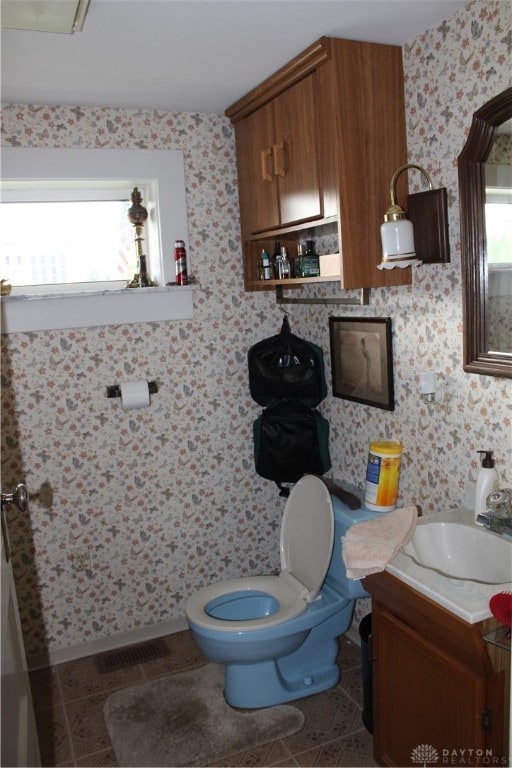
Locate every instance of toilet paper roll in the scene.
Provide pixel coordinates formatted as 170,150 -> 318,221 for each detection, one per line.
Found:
120,379 -> 150,410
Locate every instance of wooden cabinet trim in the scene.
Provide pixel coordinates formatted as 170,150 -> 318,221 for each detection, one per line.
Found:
225,38 -> 331,122
364,571 -> 493,675
245,214 -> 338,241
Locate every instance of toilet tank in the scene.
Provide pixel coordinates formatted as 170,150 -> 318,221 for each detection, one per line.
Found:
326,486 -> 384,599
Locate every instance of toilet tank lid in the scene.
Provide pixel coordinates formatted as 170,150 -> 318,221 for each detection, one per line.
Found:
331,489 -> 384,526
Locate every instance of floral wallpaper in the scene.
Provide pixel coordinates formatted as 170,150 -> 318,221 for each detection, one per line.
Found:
1,0 -> 511,661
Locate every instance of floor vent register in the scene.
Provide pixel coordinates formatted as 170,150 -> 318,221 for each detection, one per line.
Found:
94,637 -> 170,673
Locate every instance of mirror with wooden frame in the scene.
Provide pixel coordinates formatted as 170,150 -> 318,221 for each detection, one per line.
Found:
458,87 -> 512,378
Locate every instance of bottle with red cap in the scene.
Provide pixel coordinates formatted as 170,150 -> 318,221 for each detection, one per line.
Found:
174,240 -> 188,285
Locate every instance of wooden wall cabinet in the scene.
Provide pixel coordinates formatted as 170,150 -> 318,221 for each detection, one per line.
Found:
234,73 -> 323,235
364,572 -> 509,767
226,37 -> 412,292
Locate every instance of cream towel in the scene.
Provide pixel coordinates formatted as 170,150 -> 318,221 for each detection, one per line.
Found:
342,505 -> 418,580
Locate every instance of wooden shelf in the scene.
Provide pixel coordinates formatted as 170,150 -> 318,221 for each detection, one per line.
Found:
248,275 -> 341,289
247,216 -> 339,241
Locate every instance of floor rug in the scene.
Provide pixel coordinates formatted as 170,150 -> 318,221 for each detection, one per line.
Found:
104,663 -> 304,767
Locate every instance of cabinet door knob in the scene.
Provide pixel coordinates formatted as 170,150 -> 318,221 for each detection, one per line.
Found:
273,142 -> 288,178
260,147 -> 274,182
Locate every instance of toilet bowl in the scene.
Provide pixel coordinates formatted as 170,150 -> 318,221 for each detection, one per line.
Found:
186,474 -> 381,708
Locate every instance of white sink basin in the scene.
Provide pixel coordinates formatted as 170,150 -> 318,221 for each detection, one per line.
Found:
402,521 -> 511,584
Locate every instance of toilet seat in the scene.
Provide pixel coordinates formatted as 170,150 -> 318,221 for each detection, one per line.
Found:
186,573 -> 311,632
186,475 -> 335,633
280,474 -> 334,601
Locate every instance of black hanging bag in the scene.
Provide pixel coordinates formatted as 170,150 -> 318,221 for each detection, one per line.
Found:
248,317 -> 331,495
248,316 -> 327,408
253,402 -> 331,496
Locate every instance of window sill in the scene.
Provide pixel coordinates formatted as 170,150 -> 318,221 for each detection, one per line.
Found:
1,285 -> 196,334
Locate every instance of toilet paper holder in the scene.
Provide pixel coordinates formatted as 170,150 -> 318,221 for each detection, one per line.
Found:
106,381 -> 158,398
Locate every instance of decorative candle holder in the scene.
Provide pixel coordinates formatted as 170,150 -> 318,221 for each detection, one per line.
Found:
126,187 -> 155,288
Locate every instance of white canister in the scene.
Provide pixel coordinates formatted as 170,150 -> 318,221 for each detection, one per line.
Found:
364,440 -> 402,512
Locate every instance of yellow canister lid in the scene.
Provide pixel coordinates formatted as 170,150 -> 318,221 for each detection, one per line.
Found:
369,440 -> 402,455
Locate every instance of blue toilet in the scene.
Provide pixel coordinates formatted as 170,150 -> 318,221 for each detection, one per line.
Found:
186,474 -> 381,708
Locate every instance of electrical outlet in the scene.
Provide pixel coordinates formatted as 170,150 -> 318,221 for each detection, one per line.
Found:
71,548 -> 91,574
434,375 -> 457,424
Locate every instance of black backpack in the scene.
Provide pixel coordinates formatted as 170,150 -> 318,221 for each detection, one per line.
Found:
248,317 -> 331,496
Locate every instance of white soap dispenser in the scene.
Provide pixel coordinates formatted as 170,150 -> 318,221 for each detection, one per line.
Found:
474,450 -> 499,525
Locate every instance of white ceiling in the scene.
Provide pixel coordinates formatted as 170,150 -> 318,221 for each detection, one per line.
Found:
1,0 -> 469,114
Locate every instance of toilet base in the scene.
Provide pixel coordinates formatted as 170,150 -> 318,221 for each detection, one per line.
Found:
223,602 -> 353,708
224,650 -> 340,708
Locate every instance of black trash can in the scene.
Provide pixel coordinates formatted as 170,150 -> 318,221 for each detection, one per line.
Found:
359,613 -> 373,734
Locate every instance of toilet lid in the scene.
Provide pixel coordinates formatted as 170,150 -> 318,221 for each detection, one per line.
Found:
280,475 -> 334,601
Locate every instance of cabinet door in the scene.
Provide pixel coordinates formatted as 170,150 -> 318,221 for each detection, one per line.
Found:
273,74 -> 323,227
373,606 -> 487,767
234,101 -> 279,235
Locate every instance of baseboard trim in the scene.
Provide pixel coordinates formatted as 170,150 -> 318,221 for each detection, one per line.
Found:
27,610 -> 367,670
27,616 -> 189,670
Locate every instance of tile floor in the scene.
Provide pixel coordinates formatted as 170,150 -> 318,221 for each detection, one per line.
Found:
29,630 -> 377,767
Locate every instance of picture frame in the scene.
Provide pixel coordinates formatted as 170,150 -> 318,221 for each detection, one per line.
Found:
328,316 -> 395,410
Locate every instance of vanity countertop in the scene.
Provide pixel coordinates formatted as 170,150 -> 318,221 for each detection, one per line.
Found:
385,506 -> 512,624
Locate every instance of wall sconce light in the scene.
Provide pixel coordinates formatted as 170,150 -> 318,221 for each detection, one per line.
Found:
378,164 -> 450,270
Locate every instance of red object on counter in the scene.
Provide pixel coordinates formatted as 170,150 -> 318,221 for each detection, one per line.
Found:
174,240 -> 188,285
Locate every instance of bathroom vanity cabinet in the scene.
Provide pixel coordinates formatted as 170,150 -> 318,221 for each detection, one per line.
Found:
364,572 -> 509,767
226,37 -> 412,292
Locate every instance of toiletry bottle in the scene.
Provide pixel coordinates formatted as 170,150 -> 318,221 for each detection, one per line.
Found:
272,241 -> 281,278
279,246 -> 291,279
474,450 -> 499,524
261,249 -> 272,280
174,240 -> 188,285
294,243 -> 304,278
304,239 -> 320,277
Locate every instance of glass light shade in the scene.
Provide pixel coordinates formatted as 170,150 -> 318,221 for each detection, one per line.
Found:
380,219 -> 415,258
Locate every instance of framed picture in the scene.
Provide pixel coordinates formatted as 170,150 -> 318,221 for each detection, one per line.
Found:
329,316 -> 395,410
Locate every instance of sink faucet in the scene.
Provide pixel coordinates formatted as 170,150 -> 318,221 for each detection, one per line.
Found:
476,489 -> 512,536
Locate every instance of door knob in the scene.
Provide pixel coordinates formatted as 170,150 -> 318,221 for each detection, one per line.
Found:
1,483 -> 29,512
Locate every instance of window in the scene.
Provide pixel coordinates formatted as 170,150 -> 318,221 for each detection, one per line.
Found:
1,148 -> 189,293
1,190 -> 138,290
1,148 -> 193,332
